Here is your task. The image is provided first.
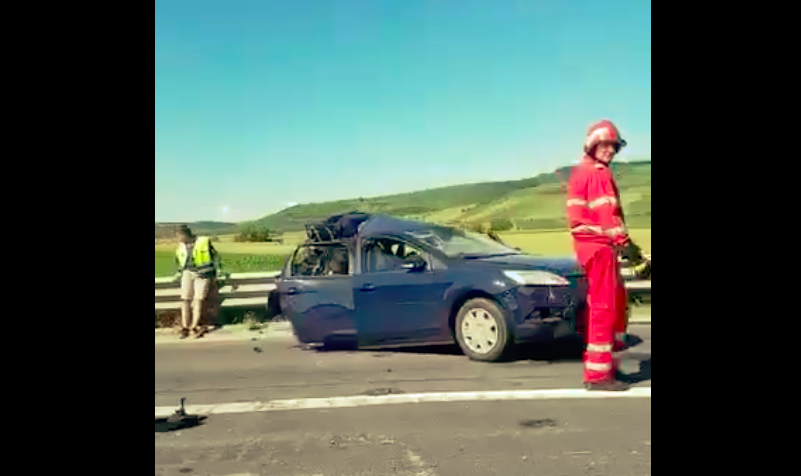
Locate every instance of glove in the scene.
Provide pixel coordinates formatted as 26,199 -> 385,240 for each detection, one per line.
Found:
216,272 -> 230,288
631,257 -> 652,280
619,241 -> 651,280
622,241 -> 645,265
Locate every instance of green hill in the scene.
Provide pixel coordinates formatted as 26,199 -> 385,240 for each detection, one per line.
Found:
251,161 -> 651,232
154,222 -> 237,239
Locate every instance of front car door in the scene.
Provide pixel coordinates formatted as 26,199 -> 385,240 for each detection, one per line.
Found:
354,236 -> 454,348
276,242 -> 356,345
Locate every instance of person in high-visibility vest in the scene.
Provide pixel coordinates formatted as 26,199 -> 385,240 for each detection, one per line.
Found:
173,225 -> 222,339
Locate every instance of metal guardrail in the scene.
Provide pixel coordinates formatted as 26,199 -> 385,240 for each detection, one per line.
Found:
154,256 -> 651,311
154,272 -> 281,311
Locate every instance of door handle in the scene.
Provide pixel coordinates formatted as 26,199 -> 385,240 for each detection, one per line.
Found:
360,284 -> 376,292
286,288 -> 300,295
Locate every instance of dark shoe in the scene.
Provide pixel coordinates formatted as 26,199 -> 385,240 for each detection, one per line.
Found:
179,329 -> 190,340
585,381 -> 632,392
193,327 -> 206,339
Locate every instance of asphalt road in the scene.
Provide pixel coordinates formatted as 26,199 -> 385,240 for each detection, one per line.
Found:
155,325 -> 652,475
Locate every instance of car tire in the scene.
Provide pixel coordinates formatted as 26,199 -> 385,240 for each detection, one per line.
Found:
455,298 -> 515,363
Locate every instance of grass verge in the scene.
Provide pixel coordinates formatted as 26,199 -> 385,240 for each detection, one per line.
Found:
155,251 -> 287,278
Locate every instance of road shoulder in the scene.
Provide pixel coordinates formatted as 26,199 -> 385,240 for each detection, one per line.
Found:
155,307 -> 651,346
154,321 -> 293,346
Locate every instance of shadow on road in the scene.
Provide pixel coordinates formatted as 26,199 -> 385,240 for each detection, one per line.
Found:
316,333 -> 647,366
155,416 -> 208,433
619,358 -> 652,384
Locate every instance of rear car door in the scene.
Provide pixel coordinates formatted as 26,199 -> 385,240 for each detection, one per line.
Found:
276,243 -> 355,345
354,237 -> 454,348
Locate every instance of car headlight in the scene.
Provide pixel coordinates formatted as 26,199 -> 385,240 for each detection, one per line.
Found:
503,270 -> 570,286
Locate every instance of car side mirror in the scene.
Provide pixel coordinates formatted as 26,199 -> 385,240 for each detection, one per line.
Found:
402,256 -> 427,272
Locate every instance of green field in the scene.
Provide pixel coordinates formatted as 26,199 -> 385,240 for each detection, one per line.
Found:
156,160 -> 651,276
245,161 -> 651,233
500,228 -> 652,257
155,250 -> 288,277
157,161 -> 650,240
155,229 -> 651,277
155,238 -> 303,277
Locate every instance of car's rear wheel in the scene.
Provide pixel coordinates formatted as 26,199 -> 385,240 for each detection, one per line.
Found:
455,298 -> 515,362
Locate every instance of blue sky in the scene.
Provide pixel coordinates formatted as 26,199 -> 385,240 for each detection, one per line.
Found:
155,0 -> 652,223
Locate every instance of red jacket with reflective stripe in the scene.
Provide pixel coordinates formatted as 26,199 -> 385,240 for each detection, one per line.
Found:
566,158 -> 631,263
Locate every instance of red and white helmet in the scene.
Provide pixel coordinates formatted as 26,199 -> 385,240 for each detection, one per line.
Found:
584,120 -> 628,155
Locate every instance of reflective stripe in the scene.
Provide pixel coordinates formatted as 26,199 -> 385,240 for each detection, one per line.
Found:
572,225 -> 604,235
589,197 -> 618,209
586,362 -> 613,372
193,264 -> 215,274
588,344 -> 613,353
605,226 -> 628,237
587,127 -> 614,148
567,199 -> 588,208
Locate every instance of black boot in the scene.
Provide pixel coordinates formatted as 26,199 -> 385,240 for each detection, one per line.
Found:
585,380 -> 632,392
616,371 -> 631,383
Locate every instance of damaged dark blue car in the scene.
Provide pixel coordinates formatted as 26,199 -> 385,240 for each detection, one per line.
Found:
275,213 -> 588,362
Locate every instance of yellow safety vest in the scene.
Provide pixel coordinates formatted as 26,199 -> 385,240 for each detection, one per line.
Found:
176,237 -> 214,273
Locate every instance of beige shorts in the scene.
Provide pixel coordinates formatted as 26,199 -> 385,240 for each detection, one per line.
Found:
181,271 -> 212,301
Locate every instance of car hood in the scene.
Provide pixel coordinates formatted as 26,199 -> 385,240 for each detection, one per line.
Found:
464,254 -> 583,277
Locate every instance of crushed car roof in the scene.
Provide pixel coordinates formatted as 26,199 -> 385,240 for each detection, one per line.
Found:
306,213 -> 458,243
359,214 -> 442,237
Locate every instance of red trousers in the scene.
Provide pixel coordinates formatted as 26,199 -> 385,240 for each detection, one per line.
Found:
580,246 -> 629,384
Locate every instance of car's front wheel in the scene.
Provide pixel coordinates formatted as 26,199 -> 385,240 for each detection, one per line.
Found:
455,298 -> 515,362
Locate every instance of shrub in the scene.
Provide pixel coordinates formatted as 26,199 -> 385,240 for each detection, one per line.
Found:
155,311 -> 180,329
235,224 -> 282,243
469,223 -> 488,234
490,219 -> 515,232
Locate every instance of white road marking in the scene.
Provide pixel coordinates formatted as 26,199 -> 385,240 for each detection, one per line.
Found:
155,388 -> 652,418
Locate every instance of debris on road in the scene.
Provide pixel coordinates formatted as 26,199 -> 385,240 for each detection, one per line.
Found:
362,388 -> 406,397
329,435 -> 372,449
520,419 -> 558,429
155,398 -> 205,433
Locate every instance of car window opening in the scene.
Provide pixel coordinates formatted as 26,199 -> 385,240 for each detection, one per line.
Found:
292,244 -> 351,277
366,238 -> 426,273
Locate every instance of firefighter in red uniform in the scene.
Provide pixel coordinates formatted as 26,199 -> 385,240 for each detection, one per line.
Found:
567,120 -> 647,392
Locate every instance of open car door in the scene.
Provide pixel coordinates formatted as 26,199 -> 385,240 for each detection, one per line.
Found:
277,243 -> 356,346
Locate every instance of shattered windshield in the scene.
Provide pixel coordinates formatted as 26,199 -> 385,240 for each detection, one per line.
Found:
404,227 -> 521,259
